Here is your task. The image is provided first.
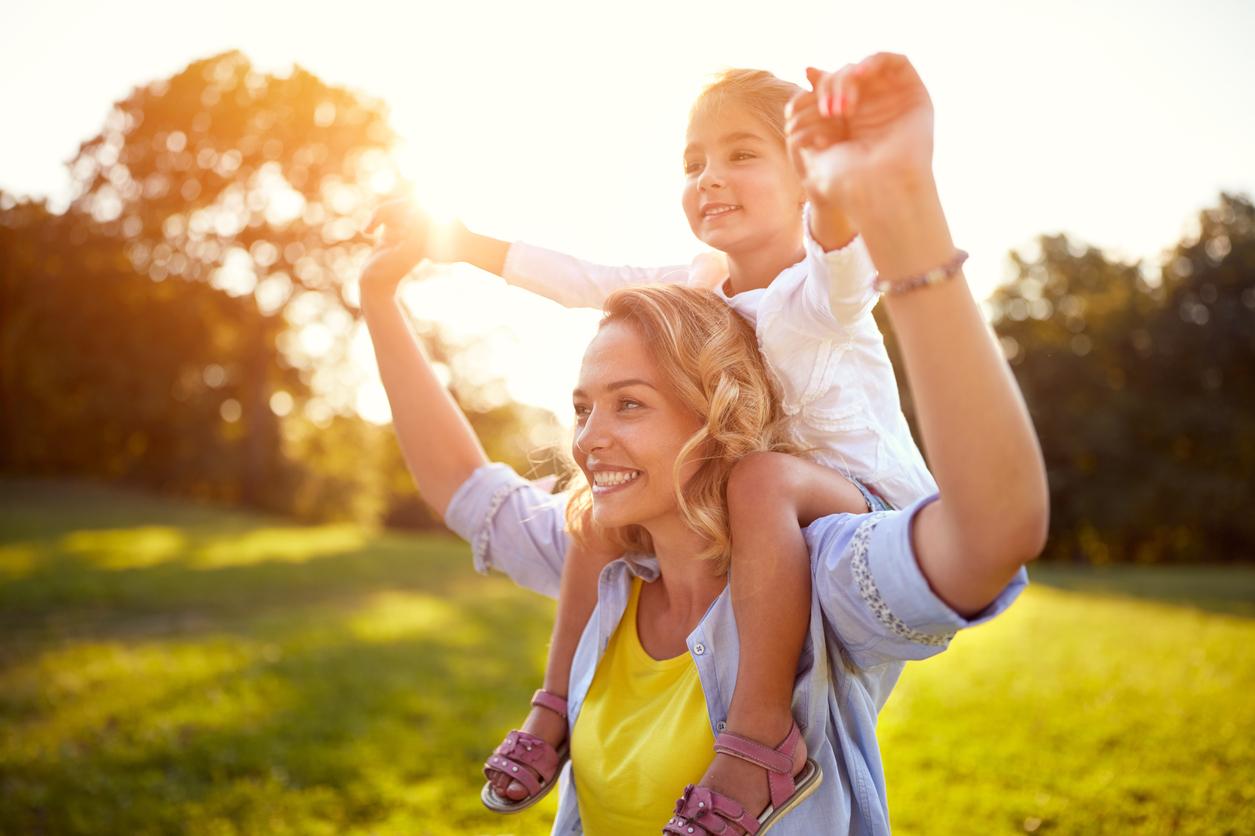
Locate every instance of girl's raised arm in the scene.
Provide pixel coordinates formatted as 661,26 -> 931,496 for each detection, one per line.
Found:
358,204 -> 489,516
797,54 -> 1049,617
370,197 -> 690,310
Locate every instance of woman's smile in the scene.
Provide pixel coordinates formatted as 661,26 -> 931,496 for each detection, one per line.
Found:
589,466 -> 643,495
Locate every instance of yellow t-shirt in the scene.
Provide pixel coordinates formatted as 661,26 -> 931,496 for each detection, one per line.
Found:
570,576 -> 717,834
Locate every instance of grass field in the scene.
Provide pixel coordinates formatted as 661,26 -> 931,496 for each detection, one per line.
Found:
1,477 -> 1252,835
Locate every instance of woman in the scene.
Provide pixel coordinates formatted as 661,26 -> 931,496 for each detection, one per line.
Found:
360,53 -> 1048,835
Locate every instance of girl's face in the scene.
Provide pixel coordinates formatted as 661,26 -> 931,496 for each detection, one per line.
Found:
572,320 -> 704,532
681,103 -> 806,255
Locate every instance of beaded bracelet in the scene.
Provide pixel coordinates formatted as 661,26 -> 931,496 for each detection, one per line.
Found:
872,249 -> 969,295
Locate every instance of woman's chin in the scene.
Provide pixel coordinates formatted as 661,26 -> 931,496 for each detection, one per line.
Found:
591,506 -> 631,529
591,498 -> 647,531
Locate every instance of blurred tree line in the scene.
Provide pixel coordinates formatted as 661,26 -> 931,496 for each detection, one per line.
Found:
986,194 -> 1255,563
876,193 -> 1255,563
0,51 -> 561,529
2,51 -> 1251,561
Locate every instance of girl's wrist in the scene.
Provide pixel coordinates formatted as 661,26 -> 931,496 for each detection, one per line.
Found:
807,199 -> 858,252
426,221 -> 463,263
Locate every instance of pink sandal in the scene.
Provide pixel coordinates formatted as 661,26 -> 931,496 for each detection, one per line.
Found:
481,689 -> 569,814
662,721 -> 821,835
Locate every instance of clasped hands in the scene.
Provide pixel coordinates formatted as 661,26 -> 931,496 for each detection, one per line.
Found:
786,53 -> 936,224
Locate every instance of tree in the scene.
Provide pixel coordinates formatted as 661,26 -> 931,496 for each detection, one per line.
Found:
3,52 -> 563,525
0,190 -> 307,506
987,193 -> 1255,563
66,50 -> 400,507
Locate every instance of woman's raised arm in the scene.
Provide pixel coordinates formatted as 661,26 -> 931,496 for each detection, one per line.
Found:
359,203 -> 489,516
794,54 -> 1049,617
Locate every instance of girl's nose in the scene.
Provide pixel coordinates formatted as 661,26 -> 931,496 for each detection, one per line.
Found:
698,162 -> 725,191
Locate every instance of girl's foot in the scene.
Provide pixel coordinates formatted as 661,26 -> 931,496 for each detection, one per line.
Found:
483,690 -> 569,804
663,719 -> 818,834
702,721 -> 807,816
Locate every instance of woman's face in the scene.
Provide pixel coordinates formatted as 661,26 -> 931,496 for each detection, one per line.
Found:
681,103 -> 805,255
572,320 -> 704,532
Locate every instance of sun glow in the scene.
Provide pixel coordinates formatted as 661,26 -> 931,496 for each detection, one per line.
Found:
1,0 -> 1249,426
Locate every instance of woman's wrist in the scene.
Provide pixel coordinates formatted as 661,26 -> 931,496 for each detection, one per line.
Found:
852,172 -> 956,284
360,281 -> 401,312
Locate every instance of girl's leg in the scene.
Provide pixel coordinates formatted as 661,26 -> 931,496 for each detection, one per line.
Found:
696,452 -> 870,814
487,536 -> 615,801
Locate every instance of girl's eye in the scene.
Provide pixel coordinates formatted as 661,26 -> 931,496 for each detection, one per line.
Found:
620,399 -> 642,411
683,161 -> 700,175
573,404 -> 590,419
732,151 -> 755,162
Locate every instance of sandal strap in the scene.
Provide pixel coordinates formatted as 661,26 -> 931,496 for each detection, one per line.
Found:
663,784 -> 760,835
531,689 -> 568,719
712,722 -> 803,810
483,730 -> 559,798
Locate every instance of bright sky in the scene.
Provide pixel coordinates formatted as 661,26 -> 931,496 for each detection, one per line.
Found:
3,0 -> 1252,425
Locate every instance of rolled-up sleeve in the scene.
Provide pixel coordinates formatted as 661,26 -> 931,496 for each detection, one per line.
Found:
795,204 -> 880,332
808,495 -> 1028,670
443,463 -> 571,599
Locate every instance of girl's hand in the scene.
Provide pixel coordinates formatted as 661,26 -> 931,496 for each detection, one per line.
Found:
786,53 -> 935,217
783,84 -> 846,206
359,197 -> 431,299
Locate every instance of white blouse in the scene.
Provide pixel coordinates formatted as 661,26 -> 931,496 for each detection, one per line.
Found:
500,207 -> 937,509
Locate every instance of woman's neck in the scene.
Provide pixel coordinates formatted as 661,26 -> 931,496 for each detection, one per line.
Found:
724,227 -> 806,296
641,516 -> 727,616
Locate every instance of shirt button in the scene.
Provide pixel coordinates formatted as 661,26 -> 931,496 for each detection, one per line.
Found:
693,642 -> 706,655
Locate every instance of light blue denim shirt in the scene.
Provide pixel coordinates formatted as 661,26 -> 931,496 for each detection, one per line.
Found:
445,463 -> 1028,835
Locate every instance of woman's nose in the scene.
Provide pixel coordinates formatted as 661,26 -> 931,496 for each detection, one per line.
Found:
577,404 -> 617,456
575,408 -> 610,454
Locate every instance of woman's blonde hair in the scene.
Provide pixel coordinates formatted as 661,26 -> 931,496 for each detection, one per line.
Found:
689,68 -> 804,146
564,284 -> 797,575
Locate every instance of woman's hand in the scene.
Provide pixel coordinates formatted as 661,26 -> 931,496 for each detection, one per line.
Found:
360,197 -> 506,298
359,198 -> 433,299
786,54 -> 935,219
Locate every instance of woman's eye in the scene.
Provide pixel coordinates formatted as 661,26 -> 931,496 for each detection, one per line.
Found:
732,151 -> 755,161
620,399 -> 641,411
573,405 -> 590,419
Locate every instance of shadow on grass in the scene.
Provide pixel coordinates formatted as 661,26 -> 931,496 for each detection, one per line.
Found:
0,537 -> 479,644
1029,563 -> 1255,618
0,477 -> 495,653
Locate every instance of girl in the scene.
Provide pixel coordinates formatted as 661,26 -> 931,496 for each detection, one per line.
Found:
369,66 -> 936,826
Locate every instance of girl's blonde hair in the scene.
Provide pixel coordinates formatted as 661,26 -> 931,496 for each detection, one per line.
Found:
564,284 -> 797,575
689,68 -> 804,145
